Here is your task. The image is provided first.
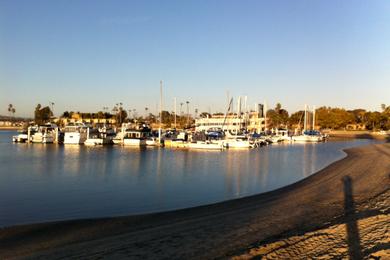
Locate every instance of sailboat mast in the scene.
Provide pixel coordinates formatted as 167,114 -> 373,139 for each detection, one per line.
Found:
174,97 -> 177,129
237,96 -> 241,134
158,80 -> 163,143
312,105 -> 316,130
244,96 -> 247,129
264,101 -> 267,132
304,104 -> 307,131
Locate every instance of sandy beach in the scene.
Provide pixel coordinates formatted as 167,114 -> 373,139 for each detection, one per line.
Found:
0,143 -> 389,259
328,130 -> 390,141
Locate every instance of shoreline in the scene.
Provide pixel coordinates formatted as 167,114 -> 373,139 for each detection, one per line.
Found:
0,143 -> 389,258
327,130 -> 390,140
0,127 -> 21,131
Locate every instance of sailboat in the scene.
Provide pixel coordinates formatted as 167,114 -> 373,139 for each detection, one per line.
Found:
224,96 -> 256,149
292,105 -> 323,142
188,140 -> 225,150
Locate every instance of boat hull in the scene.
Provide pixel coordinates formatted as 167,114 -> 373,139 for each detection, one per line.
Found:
31,133 -> 54,143
188,142 -> 223,150
84,138 -> 112,146
225,139 -> 255,149
12,134 -> 29,143
292,135 -> 323,142
64,132 -> 87,144
123,138 -> 147,146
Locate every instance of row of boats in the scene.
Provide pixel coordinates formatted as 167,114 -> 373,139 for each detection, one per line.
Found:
12,123 -> 328,150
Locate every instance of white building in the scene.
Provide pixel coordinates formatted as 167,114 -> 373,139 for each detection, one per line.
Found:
195,112 -> 265,133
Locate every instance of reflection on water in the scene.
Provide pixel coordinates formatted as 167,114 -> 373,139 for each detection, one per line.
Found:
0,131 -> 380,227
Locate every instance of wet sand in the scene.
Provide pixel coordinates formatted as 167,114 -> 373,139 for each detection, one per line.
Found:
1,143 -> 389,259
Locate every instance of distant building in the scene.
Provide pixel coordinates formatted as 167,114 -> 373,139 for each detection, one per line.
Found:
346,123 -> 366,130
59,113 -> 117,125
0,121 -> 12,126
195,112 -> 265,133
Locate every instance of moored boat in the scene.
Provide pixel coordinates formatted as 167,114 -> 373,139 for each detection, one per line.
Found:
122,127 -> 151,146
31,124 -> 58,143
292,130 -> 324,142
188,140 -> 224,150
84,127 -> 115,146
63,123 -> 88,144
224,138 -> 256,149
12,129 -> 33,143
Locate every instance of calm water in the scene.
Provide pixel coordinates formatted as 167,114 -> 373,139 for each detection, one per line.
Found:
0,131 -> 378,227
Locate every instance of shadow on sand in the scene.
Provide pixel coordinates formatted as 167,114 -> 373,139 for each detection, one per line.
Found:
343,175 -> 363,260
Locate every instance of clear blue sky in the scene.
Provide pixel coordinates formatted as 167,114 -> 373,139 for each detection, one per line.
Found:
1,0 -> 390,117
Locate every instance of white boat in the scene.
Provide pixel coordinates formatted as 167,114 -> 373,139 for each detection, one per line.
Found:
266,135 -> 282,144
31,124 -> 58,143
188,141 -> 224,150
63,123 -> 88,144
167,139 -> 188,148
84,127 -> 114,146
292,131 -> 323,142
146,137 -> 159,146
84,137 -> 113,145
12,129 -> 32,143
123,129 -> 150,146
112,132 -> 124,144
292,105 -> 324,143
123,138 -> 147,146
224,138 -> 255,149
84,138 -> 104,146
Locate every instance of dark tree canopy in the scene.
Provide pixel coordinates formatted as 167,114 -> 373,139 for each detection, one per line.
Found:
34,104 -> 52,124
266,103 -> 289,128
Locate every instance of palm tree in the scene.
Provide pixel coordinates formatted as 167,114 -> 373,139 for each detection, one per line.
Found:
8,104 -> 13,117
7,104 -> 16,118
145,107 -> 148,119
112,106 -> 118,124
49,102 -> 55,117
180,102 -> 184,116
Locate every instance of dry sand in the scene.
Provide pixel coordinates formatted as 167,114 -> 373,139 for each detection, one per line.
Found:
327,130 -> 390,141
0,143 -> 389,259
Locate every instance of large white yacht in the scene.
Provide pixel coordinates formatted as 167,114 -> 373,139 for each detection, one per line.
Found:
63,123 -> 88,144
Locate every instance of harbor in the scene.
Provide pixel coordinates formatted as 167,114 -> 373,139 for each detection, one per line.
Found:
2,0 -> 390,258
11,98 -> 330,150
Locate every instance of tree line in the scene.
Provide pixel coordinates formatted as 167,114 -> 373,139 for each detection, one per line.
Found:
30,102 -> 390,130
267,103 -> 390,130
